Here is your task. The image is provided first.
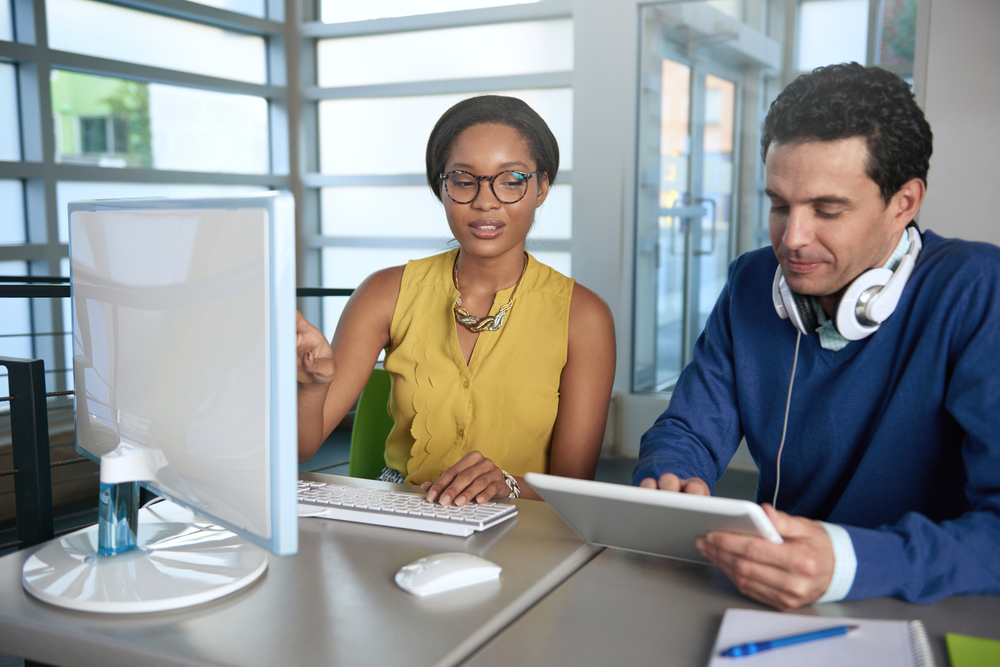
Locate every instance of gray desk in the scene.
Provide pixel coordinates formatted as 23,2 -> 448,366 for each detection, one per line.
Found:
465,547 -> 1000,666
0,473 -> 599,667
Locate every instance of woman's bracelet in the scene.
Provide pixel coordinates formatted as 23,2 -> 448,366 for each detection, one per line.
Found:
500,470 -> 520,499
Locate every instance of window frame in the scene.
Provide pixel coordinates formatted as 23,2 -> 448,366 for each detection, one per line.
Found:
792,0 -> 919,78
0,0 -> 296,411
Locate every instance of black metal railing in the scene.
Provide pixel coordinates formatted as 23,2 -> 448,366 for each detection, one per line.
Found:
0,275 -> 71,299
0,276 -> 355,300
0,357 -> 55,550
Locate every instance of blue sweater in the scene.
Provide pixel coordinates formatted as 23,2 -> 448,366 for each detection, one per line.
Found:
634,230 -> 1000,603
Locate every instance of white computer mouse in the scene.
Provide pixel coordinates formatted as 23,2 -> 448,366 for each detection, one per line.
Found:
395,552 -> 502,597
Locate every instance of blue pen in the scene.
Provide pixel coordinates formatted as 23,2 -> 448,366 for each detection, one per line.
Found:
720,624 -> 859,658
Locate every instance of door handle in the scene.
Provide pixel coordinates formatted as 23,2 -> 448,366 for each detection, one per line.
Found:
659,203 -> 713,255
693,197 -> 716,256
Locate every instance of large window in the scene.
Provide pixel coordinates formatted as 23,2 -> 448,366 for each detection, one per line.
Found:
309,3 -> 574,337
2,0 -> 580,418
47,0 -> 267,83
0,0 -> 287,420
0,63 -> 18,160
2,0 -> 923,459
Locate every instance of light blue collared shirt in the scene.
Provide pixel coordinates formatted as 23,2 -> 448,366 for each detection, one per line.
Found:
816,522 -> 858,603
809,230 -> 912,352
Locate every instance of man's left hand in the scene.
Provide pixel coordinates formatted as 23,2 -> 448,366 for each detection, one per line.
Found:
696,503 -> 834,611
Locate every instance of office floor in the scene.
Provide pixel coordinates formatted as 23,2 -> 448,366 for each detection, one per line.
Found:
0,432 -> 758,667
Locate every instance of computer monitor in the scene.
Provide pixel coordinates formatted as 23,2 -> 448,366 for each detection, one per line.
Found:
21,193 -> 298,613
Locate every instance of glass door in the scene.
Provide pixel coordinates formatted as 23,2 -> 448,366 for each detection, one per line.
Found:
634,8 -> 740,392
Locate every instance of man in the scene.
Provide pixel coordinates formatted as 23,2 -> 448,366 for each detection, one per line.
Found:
634,63 -> 1000,611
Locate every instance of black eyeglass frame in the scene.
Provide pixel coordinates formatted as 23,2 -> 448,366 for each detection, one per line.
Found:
438,170 -> 540,205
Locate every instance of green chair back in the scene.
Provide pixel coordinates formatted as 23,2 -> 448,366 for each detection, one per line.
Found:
349,367 -> 395,479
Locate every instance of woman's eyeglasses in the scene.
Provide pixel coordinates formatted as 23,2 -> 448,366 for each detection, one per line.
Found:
439,170 -> 539,205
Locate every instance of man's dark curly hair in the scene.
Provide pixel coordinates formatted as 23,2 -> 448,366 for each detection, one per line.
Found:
761,62 -> 933,203
426,95 -> 559,202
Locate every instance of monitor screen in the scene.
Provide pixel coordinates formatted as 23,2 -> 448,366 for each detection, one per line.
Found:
68,193 -> 297,555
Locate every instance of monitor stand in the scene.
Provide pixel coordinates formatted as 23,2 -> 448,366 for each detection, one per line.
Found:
21,448 -> 268,613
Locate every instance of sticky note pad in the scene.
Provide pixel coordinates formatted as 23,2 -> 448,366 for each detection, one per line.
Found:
946,632 -> 1000,667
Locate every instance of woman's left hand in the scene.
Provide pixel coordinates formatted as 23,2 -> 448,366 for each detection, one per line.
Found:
421,451 -> 511,506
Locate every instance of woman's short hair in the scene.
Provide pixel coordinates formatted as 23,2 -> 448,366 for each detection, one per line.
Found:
425,95 -> 560,201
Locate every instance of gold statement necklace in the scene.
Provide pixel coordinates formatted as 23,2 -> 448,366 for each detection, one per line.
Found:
452,251 -> 528,333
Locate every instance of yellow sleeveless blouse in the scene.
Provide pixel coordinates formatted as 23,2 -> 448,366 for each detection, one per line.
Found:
382,249 -> 575,485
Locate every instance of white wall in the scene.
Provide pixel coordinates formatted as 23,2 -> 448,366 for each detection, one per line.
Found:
914,0 -> 1000,247
569,0 -> 645,456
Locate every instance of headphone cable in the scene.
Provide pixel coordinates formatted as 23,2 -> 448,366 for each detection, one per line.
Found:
772,330 -> 801,510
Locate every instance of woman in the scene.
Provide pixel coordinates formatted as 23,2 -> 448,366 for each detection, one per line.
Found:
297,95 -> 615,505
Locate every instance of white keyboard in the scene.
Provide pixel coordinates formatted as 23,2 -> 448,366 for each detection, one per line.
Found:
297,480 -> 518,537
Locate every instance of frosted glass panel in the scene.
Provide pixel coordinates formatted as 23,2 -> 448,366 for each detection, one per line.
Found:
323,246 -> 445,289
797,0 -> 868,71
57,182 -> 267,243
0,180 -> 25,244
0,261 -> 33,409
0,63 -> 19,161
319,245 -> 570,335
52,70 -> 269,175
47,0 -> 266,84
321,246 -> 444,335
322,185 -> 444,237
147,84 -> 269,172
320,183 -> 570,239
322,0 -> 538,23
319,88 -> 573,175
318,20 -> 573,87
186,0 -> 264,17
532,251 -> 570,277
532,184 -> 570,239
322,248 -> 569,286
0,0 -> 12,40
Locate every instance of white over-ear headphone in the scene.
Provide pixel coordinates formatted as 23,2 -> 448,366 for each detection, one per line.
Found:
771,226 -> 922,341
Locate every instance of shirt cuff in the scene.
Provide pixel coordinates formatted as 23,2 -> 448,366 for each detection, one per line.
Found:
816,522 -> 857,603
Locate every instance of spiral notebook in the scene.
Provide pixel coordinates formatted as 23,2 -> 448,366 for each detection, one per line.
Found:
707,608 -> 935,667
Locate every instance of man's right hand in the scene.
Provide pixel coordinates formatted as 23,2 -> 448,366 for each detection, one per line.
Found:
638,473 -> 711,495
296,311 -> 335,386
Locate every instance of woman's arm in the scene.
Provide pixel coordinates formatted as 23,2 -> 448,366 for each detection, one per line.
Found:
529,283 -> 617,497
423,283 -> 616,504
297,266 -> 402,463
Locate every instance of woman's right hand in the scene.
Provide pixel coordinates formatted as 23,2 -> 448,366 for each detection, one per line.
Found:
421,451 -> 511,506
296,269 -> 400,462
296,311 -> 335,386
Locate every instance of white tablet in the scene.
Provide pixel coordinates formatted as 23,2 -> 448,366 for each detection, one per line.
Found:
525,473 -> 783,564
